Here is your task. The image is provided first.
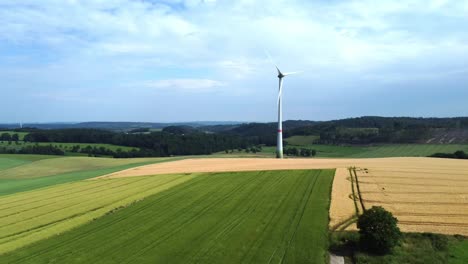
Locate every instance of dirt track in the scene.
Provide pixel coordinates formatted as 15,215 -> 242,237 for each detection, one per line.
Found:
99,157 -> 468,235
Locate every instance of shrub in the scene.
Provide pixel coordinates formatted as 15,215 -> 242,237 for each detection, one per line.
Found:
422,233 -> 448,251
357,206 -> 401,254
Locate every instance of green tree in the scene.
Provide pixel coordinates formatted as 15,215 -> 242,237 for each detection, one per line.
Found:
357,206 -> 401,254
1,133 -> 12,142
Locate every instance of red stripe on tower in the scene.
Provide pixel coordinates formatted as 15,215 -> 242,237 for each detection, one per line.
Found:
278,130 -> 282,132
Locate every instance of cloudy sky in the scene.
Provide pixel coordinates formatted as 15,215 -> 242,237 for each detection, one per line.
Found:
1,0 -> 468,123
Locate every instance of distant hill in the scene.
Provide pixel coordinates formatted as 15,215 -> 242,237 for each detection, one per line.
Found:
2,117 -> 468,145
0,121 -> 243,131
202,117 -> 468,145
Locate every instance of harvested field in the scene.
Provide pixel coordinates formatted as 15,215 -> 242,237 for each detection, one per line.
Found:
354,166 -> 468,236
101,157 -> 468,236
329,168 -> 357,231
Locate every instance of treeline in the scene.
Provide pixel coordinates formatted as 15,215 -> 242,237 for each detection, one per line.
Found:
0,145 -> 64,155
0,133 -> 19,142
284,147 -> 316,157
429,151 -> 468,159
23,129 -> 254,157
211,117 -> 468,145
315,126 -> 431,144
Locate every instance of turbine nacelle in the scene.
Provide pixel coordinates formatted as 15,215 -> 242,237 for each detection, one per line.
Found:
276,66 -> 302,79
276,67 -> 285,79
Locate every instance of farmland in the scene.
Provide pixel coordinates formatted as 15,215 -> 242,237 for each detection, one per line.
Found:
104,157 -> 468,237
1,170 -> 334,263
263,144 -> 468,158
284,135 -> 319,145
0,174 -> 195,254
1,154 -> 467,263
0,155 -> 175,196
329,162 -> 468,236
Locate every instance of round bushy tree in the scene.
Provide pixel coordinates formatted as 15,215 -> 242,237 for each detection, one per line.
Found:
357,206 -> 401,254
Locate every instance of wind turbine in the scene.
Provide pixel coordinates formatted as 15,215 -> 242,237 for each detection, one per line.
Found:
266,52 -> 301,159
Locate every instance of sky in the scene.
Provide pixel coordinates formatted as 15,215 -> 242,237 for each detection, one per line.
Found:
1,0 -> 468,123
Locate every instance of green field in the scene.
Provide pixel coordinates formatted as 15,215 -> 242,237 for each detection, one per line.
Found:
331,232 -> 468,264
0,156 -> 166,179
0,154 -> 57,171
265,144 -> 468,158
0,169 -> 335,263
0,155 -> 175,196
285,135 -> 319,145
449,239 -> 468,264
0,174 -> 196,254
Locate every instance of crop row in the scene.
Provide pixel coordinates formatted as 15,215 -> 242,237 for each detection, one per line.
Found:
0,174 -> 195,254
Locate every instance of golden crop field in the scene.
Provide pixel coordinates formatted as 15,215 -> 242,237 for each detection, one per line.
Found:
329,162 -> 468,236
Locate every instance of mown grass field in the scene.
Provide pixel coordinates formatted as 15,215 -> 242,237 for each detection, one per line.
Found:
1,169 -> 335,263
263,144 -> 468,158
0,155 -> 175,196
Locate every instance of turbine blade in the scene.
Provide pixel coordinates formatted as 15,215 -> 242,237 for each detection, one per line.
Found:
276,66 -> 283,76
283,71 -> 303,76
264,49 -> 276,66
265,49 -> 283,76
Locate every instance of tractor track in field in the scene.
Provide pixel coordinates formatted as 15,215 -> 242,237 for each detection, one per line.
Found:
245,171 -> 315,264
361,191 -> 468,195
0,180 -> 101,209
395,212 -> 468,217
0,178 -> 148,219
278,170 -> 321,264
0,175 -> 193,255
1,178 -> 162,241
357,175 -> 468,182
124,173 -> 265,263
0,177 -> 153,229
190,172 -> 290,262
398,221 -> 468,227
6,175 -> 204,263
362,199 -> 468,206
358,181 -> 468,187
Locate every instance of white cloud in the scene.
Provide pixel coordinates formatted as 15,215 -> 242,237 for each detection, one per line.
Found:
2,0 -> 468,74
2,0 -> 468,122
140,79 -> 225,92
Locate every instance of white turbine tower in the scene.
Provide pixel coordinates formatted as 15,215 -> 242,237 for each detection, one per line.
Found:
266,52 -> 301,159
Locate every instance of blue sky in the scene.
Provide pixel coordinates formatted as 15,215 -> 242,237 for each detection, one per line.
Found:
1,0 -> 468,123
